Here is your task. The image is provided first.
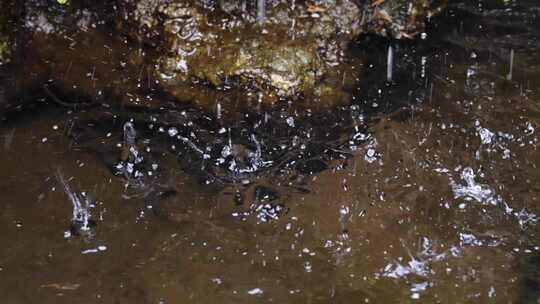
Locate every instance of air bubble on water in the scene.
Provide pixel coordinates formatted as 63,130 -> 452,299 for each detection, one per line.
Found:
247,288 -> 264,295
286,116 -> 295,127
123,122 -> 136,146
81,245 -> 107,255
410,282 -> 429,299
365,148 -> 377,163
304,261 -> 312,273
524,121 -> 535,135
168,127 -> 178,137
488,286 -> 496,298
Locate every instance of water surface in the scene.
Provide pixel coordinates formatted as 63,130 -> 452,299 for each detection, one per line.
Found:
1,1 -> 539,303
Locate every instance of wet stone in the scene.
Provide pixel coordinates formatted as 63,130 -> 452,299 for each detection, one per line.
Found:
117,0 -> 445,104
2,1 -> 540,303
0,36 -> 11,66
0,2 -> 17,65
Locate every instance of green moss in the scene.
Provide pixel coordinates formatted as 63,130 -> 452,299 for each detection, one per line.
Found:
0,36 -> 11,64
120,0 -> 445,104
0,2 -> 14,65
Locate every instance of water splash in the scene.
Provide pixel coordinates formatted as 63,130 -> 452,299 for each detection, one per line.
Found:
387,45 -> 394,82
506,48 -> 514,81
364,139 -> 378,163
379,237 -> 459,299
451,167 -> 498,206
115,121 -> 154,190
56,168 -> 93,236
257,0 -> 266,24
381,237 -> 450,279
451,167 -> 538,229
247,287 -> 264,295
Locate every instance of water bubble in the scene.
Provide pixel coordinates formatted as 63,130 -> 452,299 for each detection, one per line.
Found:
247,288 -> 264,295
168,127 -> 179,137
304,261 -> 312,273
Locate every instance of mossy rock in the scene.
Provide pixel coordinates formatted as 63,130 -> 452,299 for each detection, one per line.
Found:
0,1 -> 17,65
117,0 -> 446,104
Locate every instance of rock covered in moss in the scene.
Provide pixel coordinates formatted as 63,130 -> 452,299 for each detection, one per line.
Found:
360,0 -> 447,39
0,1 -> 18,65
118,0 -> 366,103
0,40 -> 10,65
117,0 -> 445,103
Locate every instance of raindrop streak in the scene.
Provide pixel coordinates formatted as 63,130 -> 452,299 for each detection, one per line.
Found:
387,45 -> 394,82
216,102 -> 222,120
257,0 -> 266,24
506,48 -> 514,81
123,121 -> 136,147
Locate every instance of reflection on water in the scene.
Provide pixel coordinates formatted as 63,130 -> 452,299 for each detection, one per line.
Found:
1,1 -> 540,303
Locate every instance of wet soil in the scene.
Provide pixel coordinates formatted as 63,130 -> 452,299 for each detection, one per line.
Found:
1,1 -> 540,303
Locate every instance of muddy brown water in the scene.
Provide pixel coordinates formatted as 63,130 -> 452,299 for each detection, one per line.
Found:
1,1 -> 540,303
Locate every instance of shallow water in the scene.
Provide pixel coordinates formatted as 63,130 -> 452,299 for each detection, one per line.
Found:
1,1 -> 540,303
